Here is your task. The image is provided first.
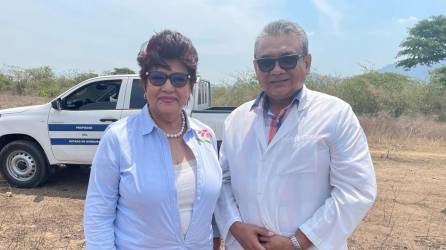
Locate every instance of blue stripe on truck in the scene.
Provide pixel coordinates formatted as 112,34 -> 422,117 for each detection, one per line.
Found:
50,138 -> 100,145
48,124 -> 108,131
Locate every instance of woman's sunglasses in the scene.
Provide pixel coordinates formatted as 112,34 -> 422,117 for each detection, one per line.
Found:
146,71 -> 191,87
254,53 -> 305,72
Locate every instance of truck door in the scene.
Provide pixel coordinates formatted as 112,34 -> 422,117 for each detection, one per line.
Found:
120,78 -> 146,118
47,78 -> 126,164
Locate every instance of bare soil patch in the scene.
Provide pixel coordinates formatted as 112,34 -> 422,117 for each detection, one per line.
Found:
0,167 -> 88,249
349,143 -> 446,249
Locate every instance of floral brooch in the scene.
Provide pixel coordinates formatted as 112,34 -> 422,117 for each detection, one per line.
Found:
196,129 -> 212,144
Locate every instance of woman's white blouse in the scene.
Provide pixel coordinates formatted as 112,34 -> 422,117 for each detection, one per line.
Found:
84,105 -> 222,250
173,159 -> 197,235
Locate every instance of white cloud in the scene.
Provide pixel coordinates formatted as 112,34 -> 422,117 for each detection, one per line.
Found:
311,0 -> 343,33
397,16 -> 418,25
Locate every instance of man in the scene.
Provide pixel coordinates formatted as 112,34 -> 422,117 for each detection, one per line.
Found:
214,20 -> 377,250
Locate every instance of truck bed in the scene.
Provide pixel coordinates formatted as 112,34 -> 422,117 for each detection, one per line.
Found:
191,106 -> 236,113
191,107 -> 235,144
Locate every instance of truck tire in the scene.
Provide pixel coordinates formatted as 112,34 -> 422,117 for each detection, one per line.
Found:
0,140 -> 49,188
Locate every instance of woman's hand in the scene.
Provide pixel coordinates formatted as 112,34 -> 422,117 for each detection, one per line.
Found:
229,222 -> 274,250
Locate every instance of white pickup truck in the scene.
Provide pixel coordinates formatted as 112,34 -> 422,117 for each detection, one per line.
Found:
0,74 -> 234,188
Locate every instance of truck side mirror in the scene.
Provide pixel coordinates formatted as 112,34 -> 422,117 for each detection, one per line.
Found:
51,98 -> 62,110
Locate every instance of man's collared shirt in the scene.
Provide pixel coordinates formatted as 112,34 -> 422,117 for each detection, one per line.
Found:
250,89 -> 302,144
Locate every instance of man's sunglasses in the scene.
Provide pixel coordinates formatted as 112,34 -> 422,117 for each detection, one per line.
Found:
146,71 -> 191,87
254,53 -> 305,72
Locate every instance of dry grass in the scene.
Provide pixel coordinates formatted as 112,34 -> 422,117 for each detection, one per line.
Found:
0,94 -> 50,109
360,113 -> 446,144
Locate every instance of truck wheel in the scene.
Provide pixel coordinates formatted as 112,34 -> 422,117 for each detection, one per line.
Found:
0,140 -> 48,188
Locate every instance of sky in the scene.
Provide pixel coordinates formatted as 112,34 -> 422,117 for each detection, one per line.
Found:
1,0 -> 446,84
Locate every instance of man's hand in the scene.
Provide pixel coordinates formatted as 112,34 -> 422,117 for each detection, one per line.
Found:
229,222 -> 274,250
259,235 -> 294,250
213,237 -> 221,250
260,229 -> 312,250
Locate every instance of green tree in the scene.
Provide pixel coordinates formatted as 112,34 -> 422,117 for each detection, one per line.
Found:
305,73 -> 343,96
107,67 -> 135,75
337,72 -> 419,117
73,72 -> 99,83
429,65 -> 446,87
336,75 -> 380,115
212,72 -> 260,107
0,73 -> 12,91
26,66 -> 56,96
396,15 -> 446,69
27,66 -> 55,81
2,65 -> 57,95
426,66 -> 446,120
5,66 -> 30,95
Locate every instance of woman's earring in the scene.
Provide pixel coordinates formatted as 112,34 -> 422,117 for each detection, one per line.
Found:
144,94 -> 147,100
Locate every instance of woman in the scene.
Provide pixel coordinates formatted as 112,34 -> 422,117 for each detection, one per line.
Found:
84,30 -> 222,249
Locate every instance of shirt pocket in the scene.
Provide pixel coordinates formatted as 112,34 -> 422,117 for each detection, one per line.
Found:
276,135 -> 329,175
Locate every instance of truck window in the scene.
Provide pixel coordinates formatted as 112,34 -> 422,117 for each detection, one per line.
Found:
129,79 -> 146,109
63,80 -> 122,110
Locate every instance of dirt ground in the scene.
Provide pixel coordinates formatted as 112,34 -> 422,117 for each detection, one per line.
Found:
0,142 -> 444,250
350,143 -> 446,249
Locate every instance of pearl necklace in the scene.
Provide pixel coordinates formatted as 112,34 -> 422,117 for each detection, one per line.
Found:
164,111 -> 186,139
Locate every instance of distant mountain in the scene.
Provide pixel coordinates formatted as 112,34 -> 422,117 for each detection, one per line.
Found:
378,61 -> 446,80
